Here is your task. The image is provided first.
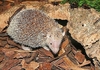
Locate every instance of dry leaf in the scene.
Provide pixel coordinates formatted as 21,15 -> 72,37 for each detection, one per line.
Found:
1,48 -> 15,57
0,1 -> 2,4
0,40 -> 7,47
74,51 -> 85,63
2,59 -> 21,70
21,59 -> 39,70
4,44 -> 10,48
78,59 -> 91,67
25,52 -> 39,63
59,57 -> 89,70
10,65 -> 22,70
59,37 -> 69,56
0,57 -> 8,69
38,62 -> 52,70
36,48 -> 54,62
7,37 -> 22,49
0,37 -> 7,40
13,52 -> 31,59
6,0 -> 15,3
0,51 -> 4,62
6,2 -> 12,9
38,48 -> 54,58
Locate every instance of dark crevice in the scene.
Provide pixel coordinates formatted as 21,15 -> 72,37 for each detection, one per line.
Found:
67,31 -> 95,66
66,31 -> 91,60
51,2 -> 60,6
55,19 -> 68,26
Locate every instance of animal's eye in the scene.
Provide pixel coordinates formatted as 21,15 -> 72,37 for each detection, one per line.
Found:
50,43 -> 52,45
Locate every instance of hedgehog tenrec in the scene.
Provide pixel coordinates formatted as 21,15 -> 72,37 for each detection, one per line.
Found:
7,9 -> 65,54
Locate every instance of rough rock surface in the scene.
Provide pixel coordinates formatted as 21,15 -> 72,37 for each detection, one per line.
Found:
67,8 -> 100,65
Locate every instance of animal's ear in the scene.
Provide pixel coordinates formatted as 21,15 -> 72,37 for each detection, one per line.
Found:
61,27 -> 67,36
62,31 -> 65,36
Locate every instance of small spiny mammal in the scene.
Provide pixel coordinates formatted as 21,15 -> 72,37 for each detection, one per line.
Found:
7,9 -> 65,54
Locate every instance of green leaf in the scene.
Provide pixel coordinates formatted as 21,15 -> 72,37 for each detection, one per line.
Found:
60,0 -> 68,4
61,0 -> 100,12
78,0 -> 85,6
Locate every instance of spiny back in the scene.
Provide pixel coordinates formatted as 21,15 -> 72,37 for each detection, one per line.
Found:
7,9 -> 60,48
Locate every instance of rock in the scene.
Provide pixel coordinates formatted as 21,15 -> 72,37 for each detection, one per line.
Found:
67,8 -> 100,64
